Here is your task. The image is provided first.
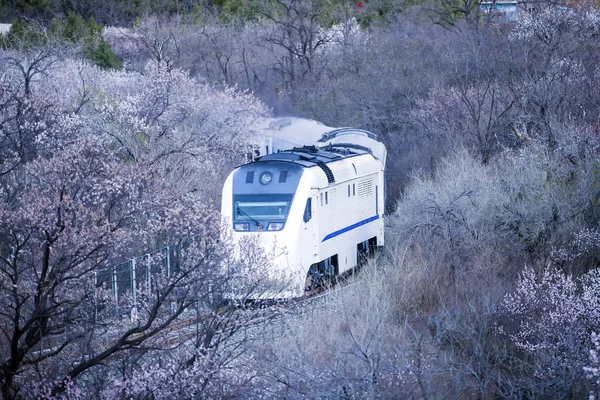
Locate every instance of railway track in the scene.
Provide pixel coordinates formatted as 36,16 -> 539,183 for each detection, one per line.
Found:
164,268 -> 364,344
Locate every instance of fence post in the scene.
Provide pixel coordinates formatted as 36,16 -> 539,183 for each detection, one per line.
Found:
112,265 -> 118,315
132,258 -> 137,307
166,246 -> 170,277
147,255 -> 151,296
93,270 -> 97,320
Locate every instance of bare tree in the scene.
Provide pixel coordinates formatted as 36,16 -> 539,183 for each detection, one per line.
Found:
256,0 -> 337,89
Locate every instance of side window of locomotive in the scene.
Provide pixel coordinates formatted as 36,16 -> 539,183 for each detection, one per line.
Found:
303,198 -> 312,222
320,193 -> 323,206
348,185 -> 350,197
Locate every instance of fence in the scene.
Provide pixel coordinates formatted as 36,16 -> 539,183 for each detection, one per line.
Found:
94,245 -> 179,315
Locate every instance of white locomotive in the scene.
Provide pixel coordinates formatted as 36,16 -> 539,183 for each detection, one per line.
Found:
221,125 -> 386,298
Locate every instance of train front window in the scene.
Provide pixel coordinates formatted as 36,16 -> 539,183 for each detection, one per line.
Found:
234,194 -> 293,222
236,201 -> 289,221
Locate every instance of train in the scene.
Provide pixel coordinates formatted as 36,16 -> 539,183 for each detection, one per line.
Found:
221,122 -> 386,298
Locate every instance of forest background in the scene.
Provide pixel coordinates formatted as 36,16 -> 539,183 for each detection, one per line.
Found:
2,0 -> 600,398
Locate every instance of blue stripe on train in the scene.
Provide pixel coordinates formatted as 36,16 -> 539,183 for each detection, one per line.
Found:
321,215 -> 380,242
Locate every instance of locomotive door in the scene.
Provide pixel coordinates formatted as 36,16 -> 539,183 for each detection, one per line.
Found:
304,190 -> 319,260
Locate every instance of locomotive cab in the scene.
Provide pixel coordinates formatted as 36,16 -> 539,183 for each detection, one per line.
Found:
229,162 -> 304,233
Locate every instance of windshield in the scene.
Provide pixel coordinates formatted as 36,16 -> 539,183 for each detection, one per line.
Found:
234,194 -> 293,221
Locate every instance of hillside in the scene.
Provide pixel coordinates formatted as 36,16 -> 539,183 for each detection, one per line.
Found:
1,1 -> 600,398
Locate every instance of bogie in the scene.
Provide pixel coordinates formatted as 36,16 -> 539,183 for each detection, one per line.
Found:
305,254 -> 339,291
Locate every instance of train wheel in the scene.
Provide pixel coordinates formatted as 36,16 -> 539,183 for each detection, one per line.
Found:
305,256 -> 337,292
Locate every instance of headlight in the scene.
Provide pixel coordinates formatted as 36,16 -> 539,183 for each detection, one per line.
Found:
267,222 -> 284,231
234,223 -> 250,231
259,172 -> 272,185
